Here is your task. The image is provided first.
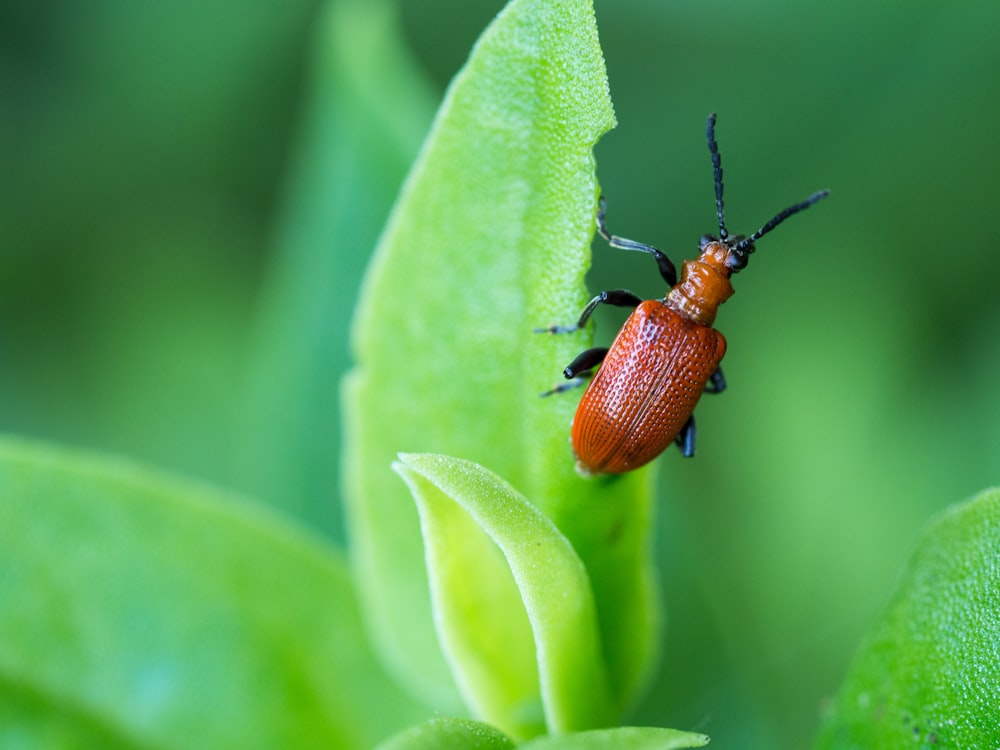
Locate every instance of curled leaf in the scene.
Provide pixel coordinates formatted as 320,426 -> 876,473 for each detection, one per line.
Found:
395,453 -> 614,738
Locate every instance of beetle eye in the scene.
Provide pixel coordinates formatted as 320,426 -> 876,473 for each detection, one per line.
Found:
699,234 -> 716,247
726,250 -> 749,272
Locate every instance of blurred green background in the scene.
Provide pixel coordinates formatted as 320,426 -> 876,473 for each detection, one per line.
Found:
2,0 -> 998,747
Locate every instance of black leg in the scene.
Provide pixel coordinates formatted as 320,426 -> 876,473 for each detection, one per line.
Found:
563,347 -> 608,378
540,346 -> 608,396
597,196 -> 678,287
704,367 -> 726,394
675,416 -> 696,457
535,289 -> 642,334
539,347 -> 609,397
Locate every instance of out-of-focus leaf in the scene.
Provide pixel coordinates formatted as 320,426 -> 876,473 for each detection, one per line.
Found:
343,0 -> 658,716
814,488 -> 1000,748
235,0 -> 435,538
395,453 -> 614,737
0,436 -> 426,750
0,2 -> 314,490
376,717 -> 515,750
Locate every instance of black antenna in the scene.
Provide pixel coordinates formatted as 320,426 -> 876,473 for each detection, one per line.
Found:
734,190 -> 830,254
706,112 -> 728,240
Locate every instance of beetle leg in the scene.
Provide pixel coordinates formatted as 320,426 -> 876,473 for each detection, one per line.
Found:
704,367 -> 726,394
534,289 -> 642,334
675,416 -> 696,457
597,195 -> 678,287
540,377 -> 587,397
563,347 -> 608,378
539,347 -> 608,397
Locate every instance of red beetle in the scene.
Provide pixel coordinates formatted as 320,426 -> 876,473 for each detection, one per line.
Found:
540,113 -> 828,475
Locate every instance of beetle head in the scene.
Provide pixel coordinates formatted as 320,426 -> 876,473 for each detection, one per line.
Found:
704,112 -> 828,275
697,233 -> 754,275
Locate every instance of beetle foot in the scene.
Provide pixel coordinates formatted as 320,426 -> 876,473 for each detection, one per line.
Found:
540,377 -> 587,397
534,324 -> 579,334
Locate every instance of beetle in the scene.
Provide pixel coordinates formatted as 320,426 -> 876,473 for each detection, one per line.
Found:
539,113 -> 828,475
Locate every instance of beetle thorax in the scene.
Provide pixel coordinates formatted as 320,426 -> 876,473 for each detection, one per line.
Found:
664,243 -> 735,326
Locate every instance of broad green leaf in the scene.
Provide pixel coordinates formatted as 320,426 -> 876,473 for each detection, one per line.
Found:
376,718 -> 515,750
343,0 -> 658,717
0,436 -> 426,750
234,0 -> 434,538
520,727 -> 710,750
814,488 -> 1000,748
395,453 -> 614,737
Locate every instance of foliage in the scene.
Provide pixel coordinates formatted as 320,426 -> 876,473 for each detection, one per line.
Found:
815,489 -> 1000,749
342,0 -> 658,736
0,436 -> 425,749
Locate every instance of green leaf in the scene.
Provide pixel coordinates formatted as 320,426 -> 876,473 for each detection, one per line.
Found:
520,727 -> 710,750
343,0 -> 658,719
0,436 -> 426,750
395,453 -> 614,737
375,717 -> 515,750
234,0 -> 435,537
814,488 -> 1000,748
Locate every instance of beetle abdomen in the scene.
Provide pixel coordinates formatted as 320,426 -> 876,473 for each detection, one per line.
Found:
571,299 -> 727,475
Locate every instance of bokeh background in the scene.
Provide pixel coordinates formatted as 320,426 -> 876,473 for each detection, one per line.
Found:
3,0 -> 998,747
